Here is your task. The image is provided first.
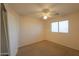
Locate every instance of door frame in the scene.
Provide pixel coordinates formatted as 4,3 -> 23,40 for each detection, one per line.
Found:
1,3 -> 10,56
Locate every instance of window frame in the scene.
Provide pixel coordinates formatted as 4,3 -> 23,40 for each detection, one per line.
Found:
51,20 -> 69,33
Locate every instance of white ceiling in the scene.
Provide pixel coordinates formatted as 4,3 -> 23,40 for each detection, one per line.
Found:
7,3 -> 79,18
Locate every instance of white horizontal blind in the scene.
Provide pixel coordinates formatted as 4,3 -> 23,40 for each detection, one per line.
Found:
51,20 -> 69,33
51,22 -> 58,32
59,20 -> 68,33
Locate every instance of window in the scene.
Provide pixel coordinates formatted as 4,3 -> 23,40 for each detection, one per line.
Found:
59,20 -> 68,33
51,22 -> 58,32
51,20 -> 69,33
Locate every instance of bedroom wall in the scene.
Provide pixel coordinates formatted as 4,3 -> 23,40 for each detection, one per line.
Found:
19,16 -> 45,47
45,12 -> 79,50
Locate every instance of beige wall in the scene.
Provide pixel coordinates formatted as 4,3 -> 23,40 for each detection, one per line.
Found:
45,12 -> 79,50
5,4 -> 20,56
19,16 -> 45,47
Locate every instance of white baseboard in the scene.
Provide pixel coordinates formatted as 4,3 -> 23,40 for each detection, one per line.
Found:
47,39 -> 79,51
19,40 -> 44,48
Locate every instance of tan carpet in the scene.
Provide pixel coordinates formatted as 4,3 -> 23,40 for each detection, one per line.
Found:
17,40 -> 79,56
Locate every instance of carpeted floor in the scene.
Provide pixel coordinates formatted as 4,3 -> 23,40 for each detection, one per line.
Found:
17,40 -> 79,56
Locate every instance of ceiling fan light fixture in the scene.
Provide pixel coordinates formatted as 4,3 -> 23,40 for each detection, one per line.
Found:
43,16 -> 48,20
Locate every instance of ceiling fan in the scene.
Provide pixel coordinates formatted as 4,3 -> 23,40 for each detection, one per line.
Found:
39,8 -> 61,20
27,4 -> 63,20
